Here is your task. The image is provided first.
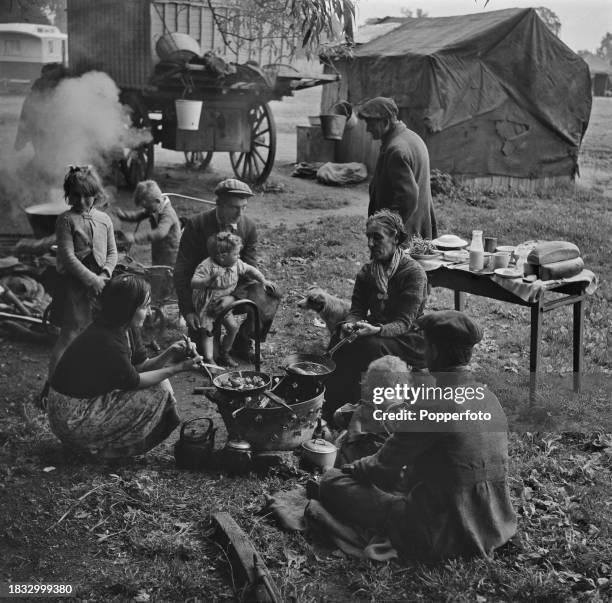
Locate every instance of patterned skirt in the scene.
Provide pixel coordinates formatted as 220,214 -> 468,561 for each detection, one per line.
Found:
47,380 -> 180,458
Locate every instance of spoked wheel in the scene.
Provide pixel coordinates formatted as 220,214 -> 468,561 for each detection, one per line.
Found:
230,102 -> 276,184
121,91 -> 154,188
184,151 -> 214,170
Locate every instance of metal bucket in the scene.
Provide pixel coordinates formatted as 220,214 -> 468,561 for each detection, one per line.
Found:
319,114 -> 347,140
332,101 -> 358,130
175,99 -> 203,131
215,379 -> 325,451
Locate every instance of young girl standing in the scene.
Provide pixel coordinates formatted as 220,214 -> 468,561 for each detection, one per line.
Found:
43,165 -> 118,405
191,232 -> 271,367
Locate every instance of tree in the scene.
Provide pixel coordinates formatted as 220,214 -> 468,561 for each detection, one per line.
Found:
596,32 -> 612,62
209,0 -> 355,61
535,6 -> 561,37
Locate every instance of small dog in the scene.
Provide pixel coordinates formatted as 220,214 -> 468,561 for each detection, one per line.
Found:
297,286 -> 351,334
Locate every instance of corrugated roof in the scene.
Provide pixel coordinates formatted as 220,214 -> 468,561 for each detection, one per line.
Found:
355,8 -> 525,57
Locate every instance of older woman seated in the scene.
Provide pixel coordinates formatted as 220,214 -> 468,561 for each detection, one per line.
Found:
318,311 -> 517,562
324,209 -> 428,420
48,274 -> 202,458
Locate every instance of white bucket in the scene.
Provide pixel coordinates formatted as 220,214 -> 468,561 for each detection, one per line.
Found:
175,99 -> 203,131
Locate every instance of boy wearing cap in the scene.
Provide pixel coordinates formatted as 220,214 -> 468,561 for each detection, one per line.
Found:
357,96 -> 437,242
174,178 -> 279,361
318,310 -> 516,562
116,180 -> 181,267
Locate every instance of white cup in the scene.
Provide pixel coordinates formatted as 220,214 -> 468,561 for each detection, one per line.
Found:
493,252 -> 510,269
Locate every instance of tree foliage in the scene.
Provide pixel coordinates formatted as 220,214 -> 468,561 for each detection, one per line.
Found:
596,32 -> 612,62
535,6 -> 561,37
206,0 -> 356,60
400,7 -> 429,18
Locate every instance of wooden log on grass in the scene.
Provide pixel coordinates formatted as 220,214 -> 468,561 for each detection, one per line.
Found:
212,511 -> 282,603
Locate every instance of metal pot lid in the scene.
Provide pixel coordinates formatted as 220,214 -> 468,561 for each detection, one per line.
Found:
302,438 -> 337,453
225,439 -> 251,451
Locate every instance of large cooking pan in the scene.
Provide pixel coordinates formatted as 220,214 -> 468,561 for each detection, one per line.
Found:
282,331 -> 358,379
24,202 -> 69,238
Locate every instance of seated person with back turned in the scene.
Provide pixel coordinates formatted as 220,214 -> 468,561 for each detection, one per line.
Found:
116,180 -> 181,267
323,209 -> 428,422
48,275 -> 202,458
318,311 -> 517,562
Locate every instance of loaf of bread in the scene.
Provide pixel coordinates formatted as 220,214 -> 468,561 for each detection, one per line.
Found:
539,257 -> 584,280
527,241 -> 580,266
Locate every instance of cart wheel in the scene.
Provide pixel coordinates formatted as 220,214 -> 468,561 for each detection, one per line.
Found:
230,102 -> 276,184
184,151 -> 214,170
122,92 -> 154,189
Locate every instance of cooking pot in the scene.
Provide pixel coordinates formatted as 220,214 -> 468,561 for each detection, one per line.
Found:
301,438 -> 337,471
214,378 -> 325,451
24,202 -> 69,239
174,417 -> 216,470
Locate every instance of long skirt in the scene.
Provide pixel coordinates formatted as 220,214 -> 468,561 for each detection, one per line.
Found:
47,380 -> 180,458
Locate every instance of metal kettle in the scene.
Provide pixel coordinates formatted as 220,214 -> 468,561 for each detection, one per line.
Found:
222,439 -> 252,476
174,417 -> 217,470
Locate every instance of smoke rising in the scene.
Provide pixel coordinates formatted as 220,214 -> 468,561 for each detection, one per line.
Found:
0,70 -> 152,233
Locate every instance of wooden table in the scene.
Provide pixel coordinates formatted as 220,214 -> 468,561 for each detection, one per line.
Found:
427,266 -> 588,395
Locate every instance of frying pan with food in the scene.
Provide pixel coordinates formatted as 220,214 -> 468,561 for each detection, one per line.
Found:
212,370 -> 272,398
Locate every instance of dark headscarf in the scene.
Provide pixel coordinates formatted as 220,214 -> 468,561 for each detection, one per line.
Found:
366,210 -> 408,297
366,209 -> 408,247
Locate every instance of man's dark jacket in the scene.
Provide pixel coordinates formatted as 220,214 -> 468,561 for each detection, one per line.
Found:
369,121 -> 438,240
173,208 -> 257,317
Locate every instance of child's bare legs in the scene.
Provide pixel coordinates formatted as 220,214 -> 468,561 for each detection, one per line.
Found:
199,329 -> 216,365
218,314 -> 239,367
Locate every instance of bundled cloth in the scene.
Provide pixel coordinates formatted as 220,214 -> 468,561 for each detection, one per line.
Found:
525,241 -> 583,280
292,162 -> 324,178
316,162 -> 368,186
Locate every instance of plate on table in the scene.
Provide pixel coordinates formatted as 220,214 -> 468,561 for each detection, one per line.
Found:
417,258 -> 443,271
410,251 -> 442,260
432,235 -> 468,250
494,268 -> 523,279
443,250 -> 469,262
496,245 -> 515,254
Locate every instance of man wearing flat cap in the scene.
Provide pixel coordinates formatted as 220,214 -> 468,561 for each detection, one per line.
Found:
358,97 -> 437,242
174,178 -> 280,362
317,310 -> 516,562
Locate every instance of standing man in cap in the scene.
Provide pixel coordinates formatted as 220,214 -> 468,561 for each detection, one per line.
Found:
358,97 -> 437,242
174,178 -> 280,361
316,310 -> 516,562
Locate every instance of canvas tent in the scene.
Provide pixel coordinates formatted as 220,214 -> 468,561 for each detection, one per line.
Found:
581,54 -> 612,96
321,8 -> 592,183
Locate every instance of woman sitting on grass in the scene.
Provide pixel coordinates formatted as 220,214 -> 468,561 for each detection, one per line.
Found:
323,210 -> 428,422
47,274 -> 202,459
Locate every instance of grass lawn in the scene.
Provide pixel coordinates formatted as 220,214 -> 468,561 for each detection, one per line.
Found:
1,177 -> 610,601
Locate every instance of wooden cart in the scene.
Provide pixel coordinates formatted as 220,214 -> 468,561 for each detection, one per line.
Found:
66,0 -> 339,185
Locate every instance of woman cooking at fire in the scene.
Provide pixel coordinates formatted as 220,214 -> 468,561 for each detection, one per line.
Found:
323,210 -> 428,422
47,274 -> 202,458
